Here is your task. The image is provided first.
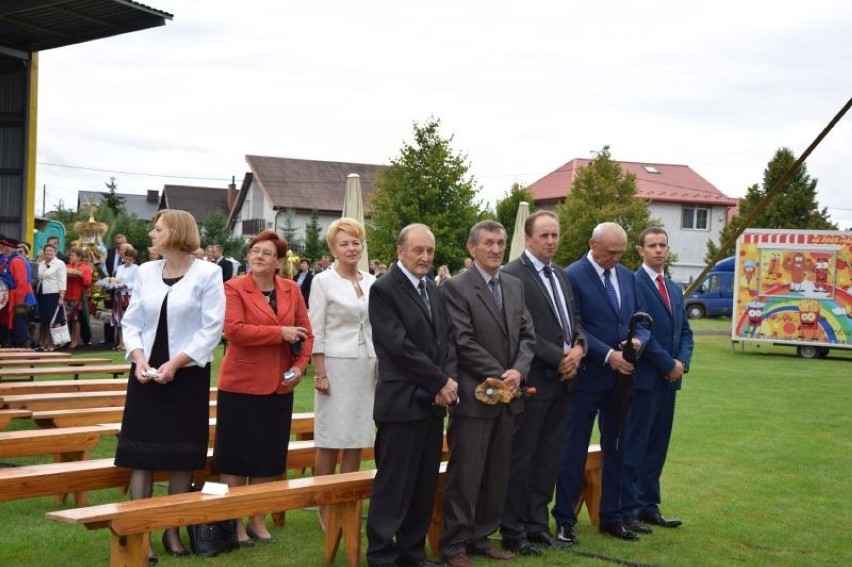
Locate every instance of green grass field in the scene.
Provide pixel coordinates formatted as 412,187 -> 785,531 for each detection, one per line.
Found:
2,332 -> 851,566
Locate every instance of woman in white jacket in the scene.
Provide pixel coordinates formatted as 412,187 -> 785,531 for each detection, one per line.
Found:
114,210 -> 225,563
35,242 -> 66,351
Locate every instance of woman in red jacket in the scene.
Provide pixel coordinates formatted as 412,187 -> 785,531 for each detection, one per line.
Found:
213,230 -> 313,545
64,247 -> 92,350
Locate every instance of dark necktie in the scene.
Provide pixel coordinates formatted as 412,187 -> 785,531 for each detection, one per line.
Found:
543,265 -> 572,344
417,280 -> 432,320
656,274 -> 671,312
603,269 -> 620,314
488,278 -> 503,311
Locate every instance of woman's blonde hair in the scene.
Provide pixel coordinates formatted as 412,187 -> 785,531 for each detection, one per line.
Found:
325,217 -> 366,250
152,209 -> 201,253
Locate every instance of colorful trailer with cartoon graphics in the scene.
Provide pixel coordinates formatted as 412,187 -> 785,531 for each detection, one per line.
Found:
732,228 -> 852,358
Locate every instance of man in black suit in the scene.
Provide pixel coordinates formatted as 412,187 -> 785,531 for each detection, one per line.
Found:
294,258 -> 313,305
439,220 -> 535,567
500,210 -> 586,555
209,244 -> 233,282
102,233 -> 127,346
365,223 -> 458,567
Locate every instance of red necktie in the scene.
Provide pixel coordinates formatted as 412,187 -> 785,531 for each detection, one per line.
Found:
656,274 -> 671,312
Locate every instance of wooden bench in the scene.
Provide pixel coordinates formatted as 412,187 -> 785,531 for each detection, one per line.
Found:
0,357 -> 113,369
0,378 -> 128,397
47,463 -> 449,567
2,391 -> 128,411
0,437 -> 376,506
3,387 -> 218,412
0,351 -> 68,360
0,424 -> 120,462
0,363 -> 130,382
0,408 -> 32,429
32,402 -> 216,428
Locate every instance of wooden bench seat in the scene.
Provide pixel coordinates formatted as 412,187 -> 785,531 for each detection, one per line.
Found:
0,363 -> 130,381
0,408 -> 32,429
47,463 -> 449,567
0,424 -> 120,461
32,402 -> 215,428
0,357 -> 113,369
0,378 -> 128,397
3,388 -> 218,412
0,438 -> 371,505
0,351 -> 67,360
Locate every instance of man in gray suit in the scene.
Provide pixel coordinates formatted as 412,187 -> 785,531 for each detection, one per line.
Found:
366,224 -> 458,567
439,220 -> 535,567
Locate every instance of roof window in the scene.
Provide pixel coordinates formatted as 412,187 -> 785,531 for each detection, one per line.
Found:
642,165 -> 660,174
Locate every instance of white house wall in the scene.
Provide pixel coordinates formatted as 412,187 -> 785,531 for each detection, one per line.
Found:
651,202 -> 730,283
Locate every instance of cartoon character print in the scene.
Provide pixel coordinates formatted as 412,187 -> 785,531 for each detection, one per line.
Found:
744,302 -> 763,337
798,299 -> 821,341
812,255 -> 830,292
783,252 -> 813,292
743,259 -> 756,293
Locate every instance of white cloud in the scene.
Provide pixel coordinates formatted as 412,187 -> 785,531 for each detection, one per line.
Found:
33,0 -> 852,229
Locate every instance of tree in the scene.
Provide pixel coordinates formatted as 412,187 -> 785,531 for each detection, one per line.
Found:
367,117 -> 484,270
494,182 -> 535,263
706,147 -> 837,261
100,177 -> 126,215
303,209 -> 326,263
198,209 -> 245,259
554,146 -> 658,270
279,208 -> 304,255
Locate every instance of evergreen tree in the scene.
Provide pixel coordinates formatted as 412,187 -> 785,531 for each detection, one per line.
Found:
303,209 -> 326,263
554,147 -> 658,270
706,147 -> 837,261
100,177 -> 126,215
198,209 -> 245,259
494,183 -> 535,263
279,208 -> 304,254
367,117 -> 484,270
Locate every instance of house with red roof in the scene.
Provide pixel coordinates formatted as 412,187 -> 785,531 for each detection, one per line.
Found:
528,158 -> 738,283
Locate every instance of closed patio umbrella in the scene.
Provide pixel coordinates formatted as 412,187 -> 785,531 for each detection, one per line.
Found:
342,173 -> 370,272
508,201 -> 530,262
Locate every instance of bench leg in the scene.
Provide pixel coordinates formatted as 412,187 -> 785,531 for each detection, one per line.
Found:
575,467 -> 602,527
324,500 -> 361,567
54,450 -> 88,506
428,473 -> 447,558
110,531 -> 148,567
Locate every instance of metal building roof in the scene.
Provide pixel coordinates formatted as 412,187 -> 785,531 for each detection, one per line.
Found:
0,0 -> 173,54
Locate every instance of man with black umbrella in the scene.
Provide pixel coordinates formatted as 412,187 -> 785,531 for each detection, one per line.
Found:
621,227 -> 693,531
553,222 -> 650,542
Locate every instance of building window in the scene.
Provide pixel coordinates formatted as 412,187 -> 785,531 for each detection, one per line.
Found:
682,207 -> 709,230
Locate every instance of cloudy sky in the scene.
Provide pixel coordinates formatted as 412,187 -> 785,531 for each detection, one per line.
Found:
34,0 -> 852,229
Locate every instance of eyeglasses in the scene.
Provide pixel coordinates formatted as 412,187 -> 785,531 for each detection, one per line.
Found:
249,247 -> 276,258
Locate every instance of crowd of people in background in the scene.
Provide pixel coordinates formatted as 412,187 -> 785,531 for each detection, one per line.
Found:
1,211 -> 693,567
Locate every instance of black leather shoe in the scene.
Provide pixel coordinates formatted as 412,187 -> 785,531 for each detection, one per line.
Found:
502,539 -> 542,556
624,518 -> 653,534
599,522 -> 640,541
639,511 -> 682,528
555,524 -> 579,545
161,532 -> 190,556
529,530 -> 572,549
246,525 -> 277,544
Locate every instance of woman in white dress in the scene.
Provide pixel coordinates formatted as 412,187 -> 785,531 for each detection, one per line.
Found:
309,218 -> 377,529
112,248 -> 141,350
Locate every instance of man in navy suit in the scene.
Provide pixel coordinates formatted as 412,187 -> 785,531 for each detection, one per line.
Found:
500,210 -> 586,555
365,223 -> 458,567
621,227 -> 693,531
553,222 -> 650,542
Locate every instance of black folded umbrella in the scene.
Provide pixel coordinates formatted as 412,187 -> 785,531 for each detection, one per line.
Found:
614,311 -> 653,450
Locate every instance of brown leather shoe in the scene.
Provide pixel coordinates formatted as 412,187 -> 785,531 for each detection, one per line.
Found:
445,553 -> 473,567
470,546 -> 515,560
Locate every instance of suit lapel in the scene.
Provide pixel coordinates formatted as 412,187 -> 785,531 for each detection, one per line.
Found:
639,269 -> 673,318
244,276 -> 280,323
582,258 -> 620,318
392,264 -> 435,329
469,269 -> 508,336
521,253 -> 560,323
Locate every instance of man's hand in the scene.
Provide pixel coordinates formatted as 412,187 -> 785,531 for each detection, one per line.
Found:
607,350 -> 635,374
665,360 -> 685,382
558,344 -> 584,381
501,369 -> 522,391
436,377 -> 459,406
